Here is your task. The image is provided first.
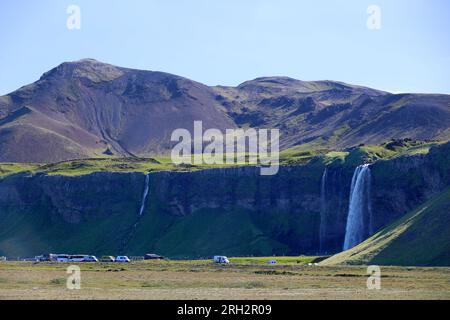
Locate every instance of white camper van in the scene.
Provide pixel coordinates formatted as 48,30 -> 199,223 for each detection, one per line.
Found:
213,256 -> 230,264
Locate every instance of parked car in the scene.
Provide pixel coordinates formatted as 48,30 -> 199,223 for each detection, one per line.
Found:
84,256 -> 98,262
267,260 -> 277,265
144,253 -> 164,260
100,256 -> 115,262
115,256 -> 131,263
213,256 -> 230,264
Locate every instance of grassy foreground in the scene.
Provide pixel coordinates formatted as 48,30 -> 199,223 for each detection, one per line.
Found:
1,259 -> 449,300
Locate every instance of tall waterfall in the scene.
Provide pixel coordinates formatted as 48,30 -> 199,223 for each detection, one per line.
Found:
138,174 -> 150,216
319,168 -> 328,253
343,164 -> 373,250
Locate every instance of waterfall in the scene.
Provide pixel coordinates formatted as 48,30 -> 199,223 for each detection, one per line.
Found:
138,174 -> 150,216
120,173 -> 150,253
343,164 -> 373,250
319,168 -> 328,253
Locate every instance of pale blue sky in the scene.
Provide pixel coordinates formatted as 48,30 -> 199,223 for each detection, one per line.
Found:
1,0 -> 449,95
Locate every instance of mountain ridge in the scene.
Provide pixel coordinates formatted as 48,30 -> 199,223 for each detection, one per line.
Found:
1,59 -> 450,162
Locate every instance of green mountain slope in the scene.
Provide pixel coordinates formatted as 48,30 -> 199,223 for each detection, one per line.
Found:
320,188 -> 450,266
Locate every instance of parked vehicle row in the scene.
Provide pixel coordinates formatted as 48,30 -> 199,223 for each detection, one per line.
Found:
35,254 -> 100,263
33,253 -> 165,263
2,253 -> 235,264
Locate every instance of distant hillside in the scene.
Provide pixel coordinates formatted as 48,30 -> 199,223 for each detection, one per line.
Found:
1,59 -> 450,162
320,188 -> 450,266
215,77 -> 450,150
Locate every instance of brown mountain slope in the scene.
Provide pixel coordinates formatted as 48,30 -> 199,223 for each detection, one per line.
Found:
0,59 -> 235,162
214,77 -> 450,149
1,59 -> 450,162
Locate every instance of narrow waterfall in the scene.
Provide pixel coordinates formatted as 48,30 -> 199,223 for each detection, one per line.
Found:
120,173 -> 150,253
319,168 -> 328,253
138,174 -> 150,216
343,164 -> 373,250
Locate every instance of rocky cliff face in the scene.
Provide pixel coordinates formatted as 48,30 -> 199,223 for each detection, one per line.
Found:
0,143 -> 449,258
371,143 -> 450,231
0,172 -> 143,223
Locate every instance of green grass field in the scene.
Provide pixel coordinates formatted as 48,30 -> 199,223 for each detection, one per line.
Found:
229,256 -> 322,265
1,259 -> 449,300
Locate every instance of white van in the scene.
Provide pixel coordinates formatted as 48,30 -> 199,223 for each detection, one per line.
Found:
213,256 -> 230,264
115,256 -> 131,263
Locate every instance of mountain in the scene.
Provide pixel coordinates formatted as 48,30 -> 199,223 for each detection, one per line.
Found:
320,188 -> 450,266
0,59 -> 235,162
216,78 -> 450,150
1,59 -> 450,162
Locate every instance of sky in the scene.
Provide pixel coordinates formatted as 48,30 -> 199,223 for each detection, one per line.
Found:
0,0 -> 449,95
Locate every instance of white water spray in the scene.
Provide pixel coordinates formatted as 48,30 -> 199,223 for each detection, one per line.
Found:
138,174 -> 150,216
343,164 -> 373,250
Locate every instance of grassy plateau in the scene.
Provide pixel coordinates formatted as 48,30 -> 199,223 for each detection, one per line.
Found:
0,139 -> 443,177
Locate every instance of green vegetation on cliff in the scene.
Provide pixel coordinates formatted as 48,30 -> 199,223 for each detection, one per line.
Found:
0,139 -> 442,177
0,163 -> 40,177
0,156 -> 236,178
